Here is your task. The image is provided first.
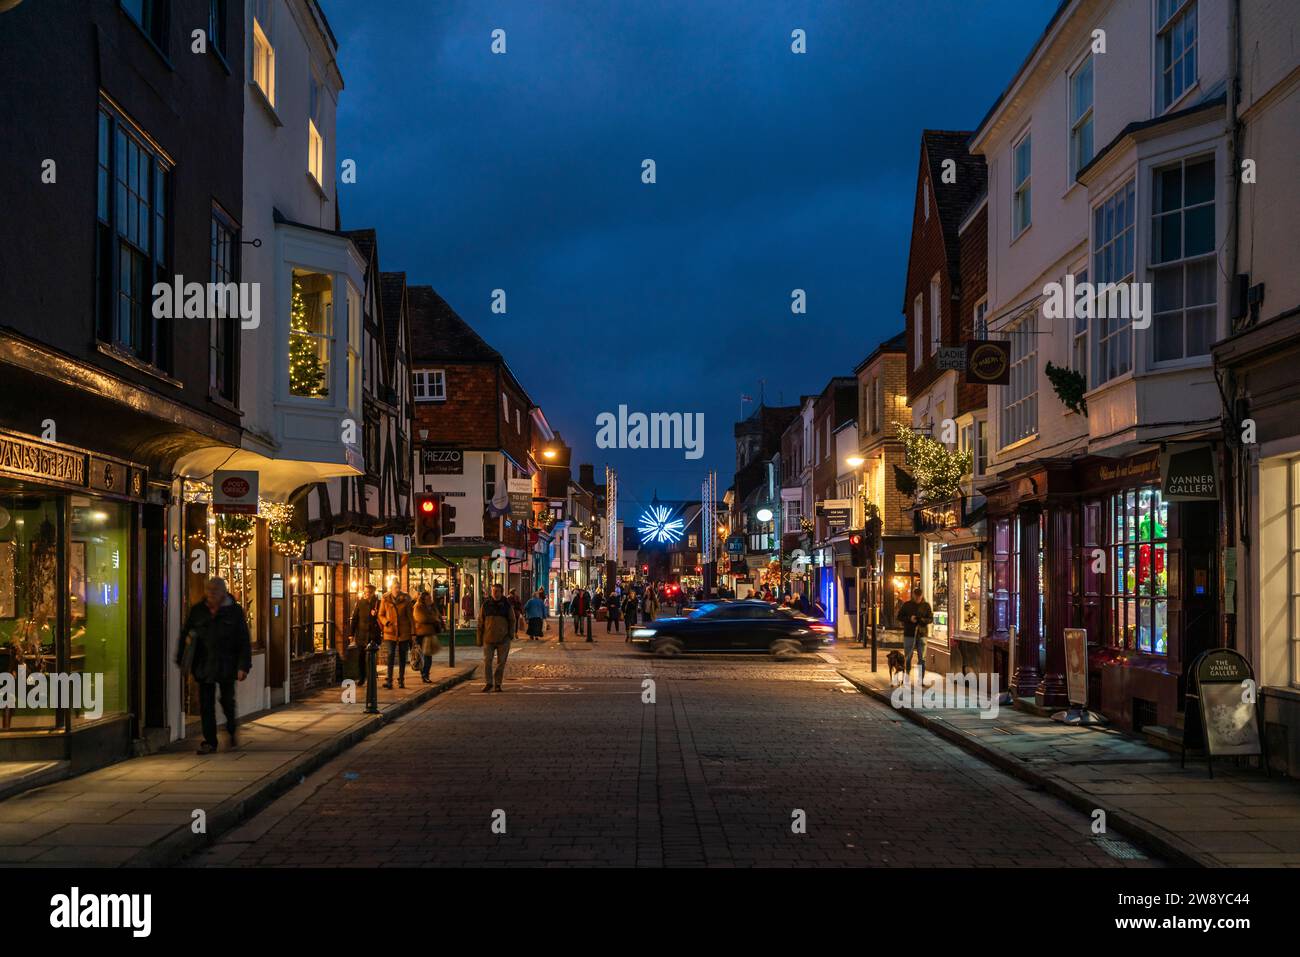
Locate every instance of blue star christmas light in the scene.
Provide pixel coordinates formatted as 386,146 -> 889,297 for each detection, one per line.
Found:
638,505 -> 685,545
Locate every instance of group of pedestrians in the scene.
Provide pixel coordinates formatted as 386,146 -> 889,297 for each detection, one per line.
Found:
348,580 -> 447,688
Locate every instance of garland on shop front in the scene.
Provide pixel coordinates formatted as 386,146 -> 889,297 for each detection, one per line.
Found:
216,513 -> 254,550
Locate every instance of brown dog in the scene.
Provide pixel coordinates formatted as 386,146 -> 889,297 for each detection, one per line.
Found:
887,650 -> 906,683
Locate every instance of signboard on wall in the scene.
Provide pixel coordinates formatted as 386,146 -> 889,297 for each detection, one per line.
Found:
508,477 -> 532,521
936,346 -> 967,371
212,470 -> 259,514
819,499 -> 851,533
421,448 -> 464,474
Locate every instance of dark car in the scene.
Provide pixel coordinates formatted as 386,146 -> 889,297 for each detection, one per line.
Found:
630,600 -> 833,658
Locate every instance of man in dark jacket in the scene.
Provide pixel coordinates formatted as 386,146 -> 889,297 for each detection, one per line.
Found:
572,588 -> 590,636
177,577 -> 252,754
898,586 -> 934,682
349,584 -> 379,685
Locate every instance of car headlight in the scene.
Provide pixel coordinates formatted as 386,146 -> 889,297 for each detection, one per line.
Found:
632,628 -> 657,638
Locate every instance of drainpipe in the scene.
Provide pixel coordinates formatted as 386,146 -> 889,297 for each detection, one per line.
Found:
1226,0 -> 1242,334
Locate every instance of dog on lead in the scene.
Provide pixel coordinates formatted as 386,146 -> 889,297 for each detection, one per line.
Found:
887,650 -> 906,685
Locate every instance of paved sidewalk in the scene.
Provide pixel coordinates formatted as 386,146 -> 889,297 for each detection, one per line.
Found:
0,660 -> 477,867
829,643 -> 1300,867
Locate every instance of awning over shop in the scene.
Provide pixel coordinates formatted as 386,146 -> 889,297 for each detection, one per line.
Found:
939,544 -> 981,563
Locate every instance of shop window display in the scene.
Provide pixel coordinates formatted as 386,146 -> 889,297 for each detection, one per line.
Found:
1107,486 -> 1168,653
69,498 -> 129,726
0,493 -> 62,731
929,543 -> 948,637
958,560 -> 982,635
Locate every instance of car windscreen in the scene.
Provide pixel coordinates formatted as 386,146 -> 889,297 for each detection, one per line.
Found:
688,603 -> 720,618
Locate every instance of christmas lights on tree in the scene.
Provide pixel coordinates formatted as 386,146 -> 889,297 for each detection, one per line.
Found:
289,282 -> 327,397
896,425 -> 971,503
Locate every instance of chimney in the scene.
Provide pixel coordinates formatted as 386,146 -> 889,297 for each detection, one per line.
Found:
579,464 -> 595,489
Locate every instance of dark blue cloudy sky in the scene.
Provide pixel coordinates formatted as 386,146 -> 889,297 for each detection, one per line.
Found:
319,0 -> 1058,513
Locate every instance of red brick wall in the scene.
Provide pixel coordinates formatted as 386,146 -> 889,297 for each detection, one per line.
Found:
904,152 -> 955,402
413,362 -> 498,447
957,203 -> 989,417
291,651 -> 337,698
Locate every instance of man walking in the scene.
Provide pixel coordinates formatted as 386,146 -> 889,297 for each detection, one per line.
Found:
177,577 -> 252,755
898,585 -> 934,683
349,583 -> 379,685
572,587 -> 590,637
377,579 -> 415,689
477,582 -> 516,691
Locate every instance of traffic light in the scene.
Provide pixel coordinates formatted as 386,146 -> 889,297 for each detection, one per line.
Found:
442,500 -> 456,536
849,529 -> 870,568
415,493 -> 441,547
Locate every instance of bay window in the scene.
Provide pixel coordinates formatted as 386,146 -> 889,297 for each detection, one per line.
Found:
1151,156 -> 1215,362
1092,179 -> 1135,384
288,268 -> 332,399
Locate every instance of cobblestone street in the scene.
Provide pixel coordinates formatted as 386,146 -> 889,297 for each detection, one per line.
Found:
190,640 -> 1162,867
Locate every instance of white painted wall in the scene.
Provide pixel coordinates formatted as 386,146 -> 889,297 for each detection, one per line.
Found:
975,0 -> 1233,472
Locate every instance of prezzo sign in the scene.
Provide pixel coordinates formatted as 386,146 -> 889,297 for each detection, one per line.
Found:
421,448 -> 464,474
212,470 -> 258,514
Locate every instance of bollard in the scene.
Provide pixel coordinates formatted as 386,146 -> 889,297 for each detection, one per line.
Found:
365,640 -> 380,714
585,613 -> 594,642
558,608 -> 565,642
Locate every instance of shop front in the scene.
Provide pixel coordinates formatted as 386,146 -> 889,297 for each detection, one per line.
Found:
982,450 -> 1219,730
1216,312 -> 1300,777
0,428 -> 152,769
913,495 -> 977,676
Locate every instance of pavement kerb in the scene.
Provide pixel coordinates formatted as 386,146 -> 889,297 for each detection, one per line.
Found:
126,663 -> 478,868
837,668 -> 1212,868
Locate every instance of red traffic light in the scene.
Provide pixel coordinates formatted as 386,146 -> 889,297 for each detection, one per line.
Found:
420,499 -> 436,514
849,534 -> 862,545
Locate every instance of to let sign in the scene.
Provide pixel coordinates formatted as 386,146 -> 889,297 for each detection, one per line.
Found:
213,470 -> 258,514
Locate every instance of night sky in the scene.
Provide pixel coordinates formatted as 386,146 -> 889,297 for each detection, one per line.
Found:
319,0 -> 1059,515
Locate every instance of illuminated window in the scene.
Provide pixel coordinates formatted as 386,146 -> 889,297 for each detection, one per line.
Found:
1107,486 -> 1168,654
252,1 -> 275,107
289,269 -> 332,399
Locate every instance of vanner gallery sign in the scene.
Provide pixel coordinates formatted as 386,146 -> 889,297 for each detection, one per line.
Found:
213,470 -> 259,514
1160,443 -> 1218,501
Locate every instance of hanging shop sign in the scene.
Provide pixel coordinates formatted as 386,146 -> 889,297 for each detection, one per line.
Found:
936,346 -> 967,371
1182,648 -> 1267,777
1160,443 -> 1219,501
726,536 -> 745,554
819,499 -> 851,533
421,448 -> 464,474
212,470 -> 259,514
964,340 -> 1011,385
